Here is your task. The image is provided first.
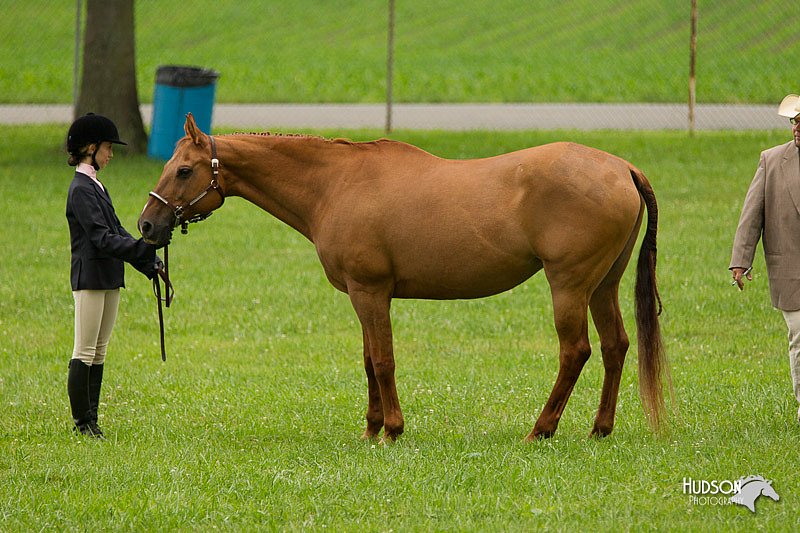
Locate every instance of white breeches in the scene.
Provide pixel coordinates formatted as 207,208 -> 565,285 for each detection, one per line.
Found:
72,289 -> 120,365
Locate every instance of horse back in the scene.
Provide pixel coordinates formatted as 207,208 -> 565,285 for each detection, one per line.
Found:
315,141 -> 642,298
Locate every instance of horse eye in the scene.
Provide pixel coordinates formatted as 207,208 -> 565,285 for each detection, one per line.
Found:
176,167 -> 192,178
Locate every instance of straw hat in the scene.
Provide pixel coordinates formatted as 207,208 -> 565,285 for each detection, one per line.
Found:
778,94 -> 800,118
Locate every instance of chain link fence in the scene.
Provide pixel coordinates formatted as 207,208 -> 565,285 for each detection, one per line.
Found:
1,1 -> 795,130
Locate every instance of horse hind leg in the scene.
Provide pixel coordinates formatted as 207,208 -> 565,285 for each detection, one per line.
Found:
588,281 -> 629,437
588,202 -> 642,437
527,287 -> 592,440
527,225 -> 635,440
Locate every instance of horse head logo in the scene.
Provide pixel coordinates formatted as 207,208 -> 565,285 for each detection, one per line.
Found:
730,476 -> 780,513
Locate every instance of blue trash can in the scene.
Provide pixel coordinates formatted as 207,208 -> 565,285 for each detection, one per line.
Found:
148,65 -> 219,159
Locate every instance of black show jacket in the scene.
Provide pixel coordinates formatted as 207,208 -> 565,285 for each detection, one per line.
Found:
66,172 -> 158,290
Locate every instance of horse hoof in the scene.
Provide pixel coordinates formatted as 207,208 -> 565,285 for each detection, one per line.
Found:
589,425 -> 613,438
525,428 -> 554,441
378,433 -> 399,445
361,430 -> 380,441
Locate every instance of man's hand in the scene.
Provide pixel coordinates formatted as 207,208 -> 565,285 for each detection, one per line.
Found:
731,267 -> 753,290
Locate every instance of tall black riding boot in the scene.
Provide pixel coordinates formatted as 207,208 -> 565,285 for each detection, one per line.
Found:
67,359 -> 102,438
88,363 -> 105,437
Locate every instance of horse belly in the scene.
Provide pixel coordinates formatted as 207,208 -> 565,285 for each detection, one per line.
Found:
364,171 -> 542,299
393,265 -> 542,299
390,231 -> 543,299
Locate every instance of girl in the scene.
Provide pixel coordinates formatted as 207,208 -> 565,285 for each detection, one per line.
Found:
65,113 -> 162,438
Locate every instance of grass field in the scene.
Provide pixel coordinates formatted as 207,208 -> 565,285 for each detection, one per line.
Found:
3,1 -> 798,105
2,124 -> 800,530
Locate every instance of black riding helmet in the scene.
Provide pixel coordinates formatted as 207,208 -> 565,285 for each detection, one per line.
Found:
67,113 -> 127,169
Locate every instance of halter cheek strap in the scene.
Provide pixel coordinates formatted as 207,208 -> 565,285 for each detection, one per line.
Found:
148,136 -> 225,234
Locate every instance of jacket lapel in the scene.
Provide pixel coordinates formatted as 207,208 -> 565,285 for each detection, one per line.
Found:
781,142 -> 800,216
76,172 -> 114,207
94,181 -> 114,207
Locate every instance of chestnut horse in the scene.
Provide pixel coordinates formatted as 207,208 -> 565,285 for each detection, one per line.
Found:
139,114 -> 670,442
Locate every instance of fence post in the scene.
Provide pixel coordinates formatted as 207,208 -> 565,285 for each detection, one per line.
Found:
74,0 -> 83,117
688,0 -> 697,135
385,0 -> 395,134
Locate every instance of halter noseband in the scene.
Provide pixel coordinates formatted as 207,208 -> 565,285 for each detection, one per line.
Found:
149,136 -> 225,234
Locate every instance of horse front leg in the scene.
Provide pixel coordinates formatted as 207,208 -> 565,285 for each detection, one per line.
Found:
361,329 -> 384,440
349,286 -> 404,443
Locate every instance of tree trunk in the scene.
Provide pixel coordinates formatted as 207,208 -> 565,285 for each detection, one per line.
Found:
76,0 -> 147,154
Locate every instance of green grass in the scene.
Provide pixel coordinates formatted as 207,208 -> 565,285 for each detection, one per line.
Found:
3,0 -> 798,105
2,125 -> 800,530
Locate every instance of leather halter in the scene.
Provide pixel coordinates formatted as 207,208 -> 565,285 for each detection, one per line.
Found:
149,136 -> 225,234
148,136 -> 225,361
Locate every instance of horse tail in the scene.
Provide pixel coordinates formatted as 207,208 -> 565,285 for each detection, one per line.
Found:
629,164 -> 673,432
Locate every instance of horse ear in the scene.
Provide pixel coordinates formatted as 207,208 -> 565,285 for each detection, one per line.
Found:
184,113 -> 205,145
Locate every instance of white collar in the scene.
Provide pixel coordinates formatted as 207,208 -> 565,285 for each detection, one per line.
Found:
77,163 -> 104,191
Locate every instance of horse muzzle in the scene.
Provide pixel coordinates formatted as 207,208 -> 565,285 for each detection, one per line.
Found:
138,208 -> 174,246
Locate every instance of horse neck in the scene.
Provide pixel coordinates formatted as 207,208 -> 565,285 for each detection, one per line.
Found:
219,135 -> 346,241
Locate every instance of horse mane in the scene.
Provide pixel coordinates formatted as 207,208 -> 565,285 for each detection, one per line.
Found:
222,131 -> 389,147
739,475 -> 768,486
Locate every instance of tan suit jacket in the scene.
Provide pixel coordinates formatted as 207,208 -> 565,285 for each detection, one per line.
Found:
731,141 -> 800,311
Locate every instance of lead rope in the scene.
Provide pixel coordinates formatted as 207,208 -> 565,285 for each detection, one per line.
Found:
153,244 -> 174,361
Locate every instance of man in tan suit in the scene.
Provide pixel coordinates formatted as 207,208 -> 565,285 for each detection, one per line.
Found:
731,93 -> 800,424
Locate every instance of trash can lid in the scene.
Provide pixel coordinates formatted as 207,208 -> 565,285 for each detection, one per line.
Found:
155,65 -> 220,87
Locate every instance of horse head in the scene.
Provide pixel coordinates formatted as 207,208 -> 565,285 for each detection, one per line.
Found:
139,113 -> 225,246
761,480 -> 780,502
731,476 -> 780,513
